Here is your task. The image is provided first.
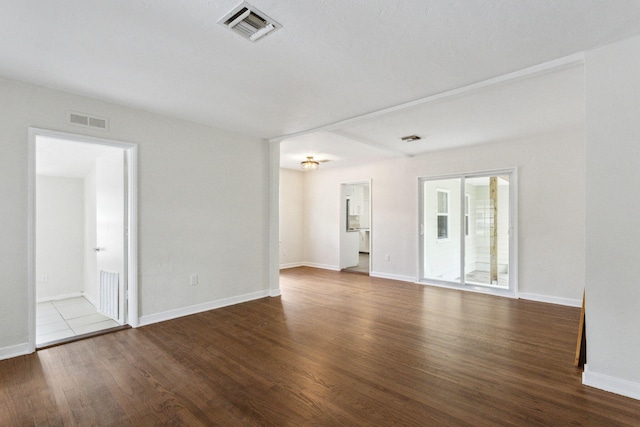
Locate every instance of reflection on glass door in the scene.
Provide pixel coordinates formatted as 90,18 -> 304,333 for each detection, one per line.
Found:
422,178 -> 461,283
420,171 -> 513,294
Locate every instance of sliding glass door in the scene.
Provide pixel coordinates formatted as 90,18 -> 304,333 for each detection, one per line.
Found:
419,170 -> 515,295
422,178 -> 462,283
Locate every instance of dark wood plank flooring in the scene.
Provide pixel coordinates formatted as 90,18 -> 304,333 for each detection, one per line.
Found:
2,267 -> 639,425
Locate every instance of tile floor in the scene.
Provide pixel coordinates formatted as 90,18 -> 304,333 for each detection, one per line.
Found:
36,297 -> 120,346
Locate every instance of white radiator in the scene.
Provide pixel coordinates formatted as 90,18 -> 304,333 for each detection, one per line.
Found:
99,270 -> 119,320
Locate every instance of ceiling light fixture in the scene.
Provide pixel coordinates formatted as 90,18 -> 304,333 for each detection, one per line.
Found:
401,134 -> 422,142
301,156 -> 320,171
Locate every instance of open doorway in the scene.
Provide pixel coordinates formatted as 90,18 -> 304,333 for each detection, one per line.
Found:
28,128 -> 138,349
340,181 -> 371,275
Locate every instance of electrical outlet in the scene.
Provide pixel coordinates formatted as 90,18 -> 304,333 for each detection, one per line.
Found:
385,254 -> 390,262
41,274 -> 48,282
190,274 -> 198,286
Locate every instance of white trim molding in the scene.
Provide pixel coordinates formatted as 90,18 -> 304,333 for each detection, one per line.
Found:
280,262 -> 305,270
303,262 -> 341,271
138,290 -> 271,327
583,364 -> 640,401
268,140 -> 281,300
518,292 -> 582,308
269,288 -> 282,297
0,343 -> 31,361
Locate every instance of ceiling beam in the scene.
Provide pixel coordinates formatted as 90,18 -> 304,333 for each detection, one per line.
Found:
270,53 -> 584,143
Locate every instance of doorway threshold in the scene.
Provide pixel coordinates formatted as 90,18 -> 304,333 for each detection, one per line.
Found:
37,325 -> 131,350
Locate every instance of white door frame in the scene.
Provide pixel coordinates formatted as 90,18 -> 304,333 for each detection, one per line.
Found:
27,127 -> 139,352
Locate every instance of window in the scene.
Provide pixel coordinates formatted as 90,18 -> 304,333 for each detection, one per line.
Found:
437,189 -> 449,239
465,194 -> 470,237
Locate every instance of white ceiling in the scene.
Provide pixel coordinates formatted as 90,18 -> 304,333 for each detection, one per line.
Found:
3,1 -> 640,170
281,63 -> 585,169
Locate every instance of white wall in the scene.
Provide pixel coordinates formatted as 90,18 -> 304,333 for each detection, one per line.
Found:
35,175 -> 85,300
584,34 -> 640,398
279,168 -> 305,268
299,128 -> 585,302
0,75 -> 271,357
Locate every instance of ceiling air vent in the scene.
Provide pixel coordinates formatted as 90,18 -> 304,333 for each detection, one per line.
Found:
401,134 -> 422,142
219,2 -> 281,42
68,111 -> 109,131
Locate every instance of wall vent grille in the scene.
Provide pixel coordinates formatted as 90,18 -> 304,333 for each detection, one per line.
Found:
219,2 -> 281,42
67,111 -> 109,131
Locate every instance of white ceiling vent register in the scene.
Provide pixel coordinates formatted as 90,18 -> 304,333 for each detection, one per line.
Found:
67,111 -> 109,131
219,2 -> 281,42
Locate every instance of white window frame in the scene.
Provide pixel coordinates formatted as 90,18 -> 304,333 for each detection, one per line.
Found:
436,189 -> 449,240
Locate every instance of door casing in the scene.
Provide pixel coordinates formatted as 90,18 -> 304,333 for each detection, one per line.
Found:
27,127 -> 138,352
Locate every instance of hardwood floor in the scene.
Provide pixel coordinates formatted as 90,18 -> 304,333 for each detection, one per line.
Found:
2,267 -> 639,425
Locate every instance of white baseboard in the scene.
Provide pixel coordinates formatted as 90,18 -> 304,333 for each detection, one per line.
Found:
369,271 -> 416,283
518,292 -> 582,307
583,364 -> 640,401
279,262 -> 304,269
0,342 -> 31,361
83,292 -> 97,307
270,288 -> 281,297
138,289 -> 271,327
36,292 -> 83,303
302,262 -> 341,271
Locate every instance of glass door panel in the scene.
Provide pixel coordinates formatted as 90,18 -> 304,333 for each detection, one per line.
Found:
464,175 -> 509,289
422,178 -> 461,283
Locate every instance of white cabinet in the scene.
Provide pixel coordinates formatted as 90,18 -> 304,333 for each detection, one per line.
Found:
349,185 -> 364,215
347,184 -> 370,227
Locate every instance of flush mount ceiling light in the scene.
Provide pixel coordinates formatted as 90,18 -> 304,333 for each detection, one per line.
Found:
219,2 -> 282,42
401,134 -> 422,142
301,156 -> 320,171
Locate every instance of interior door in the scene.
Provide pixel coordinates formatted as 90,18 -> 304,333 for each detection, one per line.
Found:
95,150 -> 126,323
340,184 -> 359,269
